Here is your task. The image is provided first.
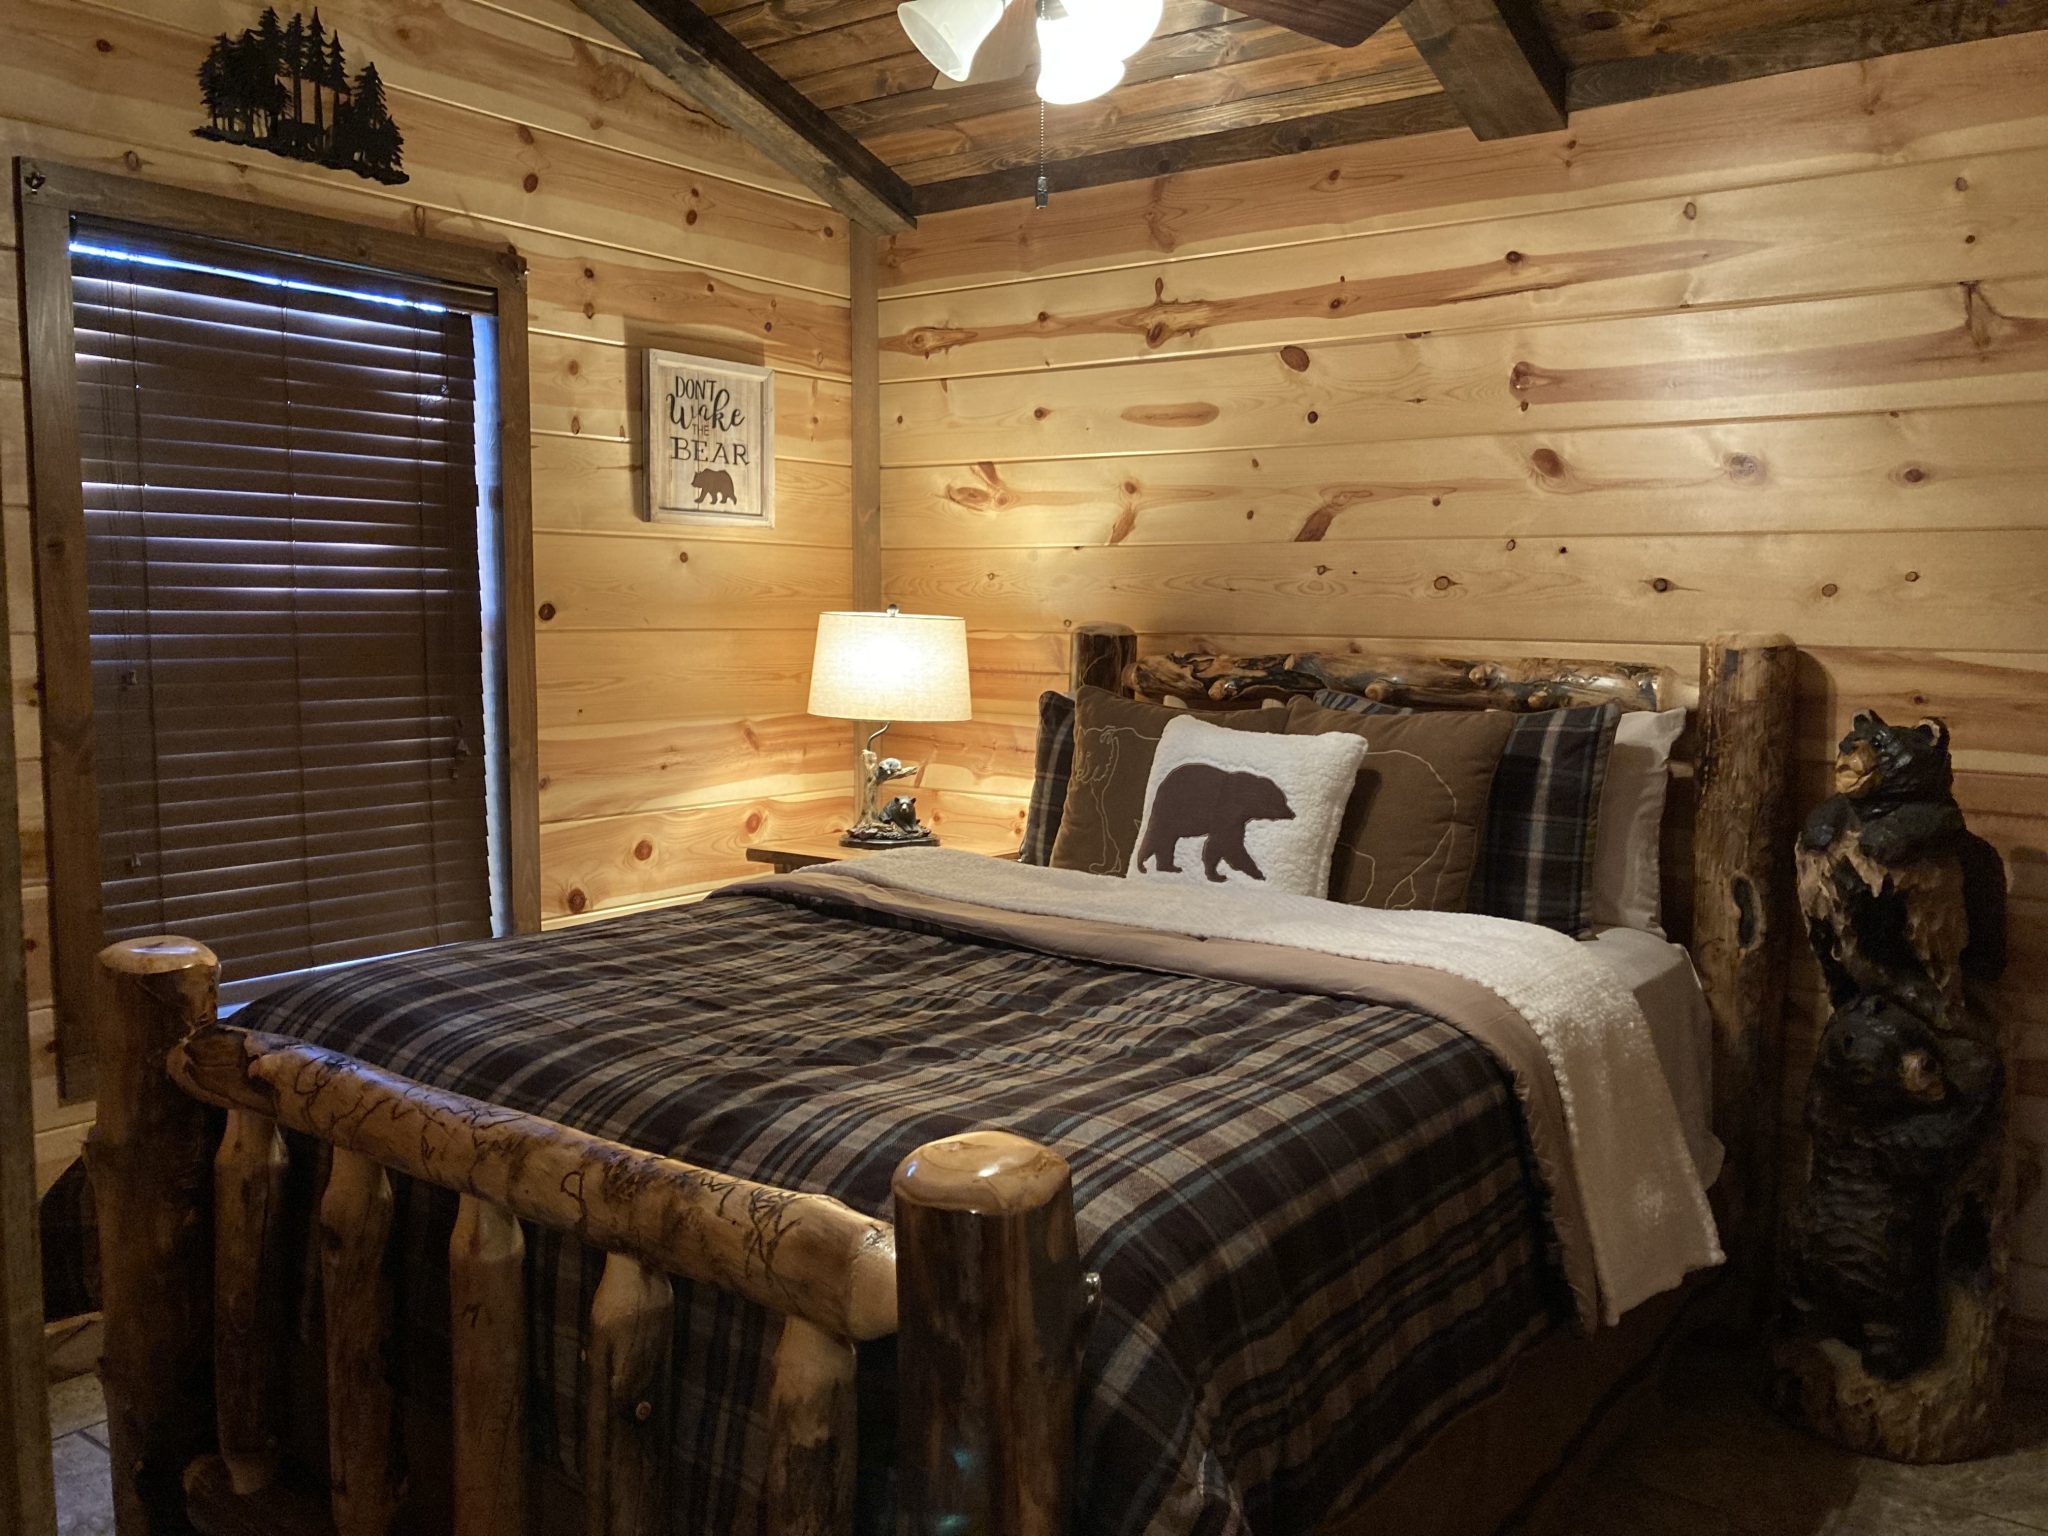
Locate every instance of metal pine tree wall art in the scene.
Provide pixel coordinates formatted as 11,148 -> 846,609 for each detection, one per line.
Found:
195,6 -> 407,184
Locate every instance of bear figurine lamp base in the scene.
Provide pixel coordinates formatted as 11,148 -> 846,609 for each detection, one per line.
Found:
808,607 -> 973,849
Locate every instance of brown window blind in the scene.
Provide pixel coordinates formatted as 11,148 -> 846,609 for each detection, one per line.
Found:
70,222 -> 501,999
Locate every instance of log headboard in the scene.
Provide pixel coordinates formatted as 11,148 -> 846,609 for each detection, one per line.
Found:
1066,622 -> 1800,1261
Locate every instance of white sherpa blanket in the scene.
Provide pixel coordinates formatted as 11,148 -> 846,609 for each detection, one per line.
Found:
835,848 -> 1723,1325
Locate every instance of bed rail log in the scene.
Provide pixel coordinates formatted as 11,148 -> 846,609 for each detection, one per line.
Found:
167,1025 -> 900,1342
92,936 -> 1089,1536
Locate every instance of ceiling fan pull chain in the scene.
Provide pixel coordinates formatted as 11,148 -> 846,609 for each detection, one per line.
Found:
1035,0 -> 1050,207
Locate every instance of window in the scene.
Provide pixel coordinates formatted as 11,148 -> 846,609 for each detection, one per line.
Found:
20,164 -> 537,1095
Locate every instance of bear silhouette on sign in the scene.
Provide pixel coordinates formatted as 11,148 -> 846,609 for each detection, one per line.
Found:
1135,763 -> 1295,883
692,467 -> 737,506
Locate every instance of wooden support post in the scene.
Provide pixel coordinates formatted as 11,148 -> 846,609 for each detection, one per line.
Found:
1692,634 -> 1799,1272
894,1130 -> 1087,1536
449,1197 -> 528,1536
214,1109 -> 288,1494
320,1149 -> 403,1536
586,1253 -> 673,1536
1069,623 -> 1136,697
89,936 -> 221,1534
763,1315 -> 857,1536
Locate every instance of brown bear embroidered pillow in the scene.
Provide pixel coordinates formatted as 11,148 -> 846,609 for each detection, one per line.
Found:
1128,715 -> 1367,895
1049,686 -> 1288,877
1283,697 -> 1517,911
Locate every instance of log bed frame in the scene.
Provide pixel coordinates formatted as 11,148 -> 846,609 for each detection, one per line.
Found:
85,626 -> 1798,1536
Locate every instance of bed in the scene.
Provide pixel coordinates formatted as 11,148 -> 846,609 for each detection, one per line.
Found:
83,625 -> 1798,1536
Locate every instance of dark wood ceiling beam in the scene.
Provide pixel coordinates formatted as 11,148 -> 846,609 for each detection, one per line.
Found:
1567,0 -> 2048,112
913,91 -> 1464,213
570,0 -> 917,232
1398,0 -> 1567,140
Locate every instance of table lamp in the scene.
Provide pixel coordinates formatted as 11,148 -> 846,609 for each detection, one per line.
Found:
808,605 -> 973,847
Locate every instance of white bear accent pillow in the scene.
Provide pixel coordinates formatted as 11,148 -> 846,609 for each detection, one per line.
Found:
1128,714 -> 1366,896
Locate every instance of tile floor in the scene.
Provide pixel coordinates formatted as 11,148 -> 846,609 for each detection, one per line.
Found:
43,1339 -> 2048,1535
46,1371 -> 113,1536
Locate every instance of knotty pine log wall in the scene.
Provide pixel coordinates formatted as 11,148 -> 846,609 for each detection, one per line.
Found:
0,0 -> 859,1190
876,33 -> 2048,1321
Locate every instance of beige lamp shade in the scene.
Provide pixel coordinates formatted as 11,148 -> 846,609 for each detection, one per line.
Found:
808,608 -> 973,722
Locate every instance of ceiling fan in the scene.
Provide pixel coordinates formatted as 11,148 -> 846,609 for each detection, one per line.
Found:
898,0 -> 1406,105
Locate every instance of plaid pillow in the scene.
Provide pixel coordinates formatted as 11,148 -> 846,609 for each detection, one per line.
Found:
1018,690 -> 1075,865
1312,690 -> 1620,934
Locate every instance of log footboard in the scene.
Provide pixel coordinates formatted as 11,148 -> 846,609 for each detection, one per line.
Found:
87,936 -> 1091,1536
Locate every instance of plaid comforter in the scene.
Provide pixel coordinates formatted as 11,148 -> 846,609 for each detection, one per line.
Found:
238,876 -> 1565,1536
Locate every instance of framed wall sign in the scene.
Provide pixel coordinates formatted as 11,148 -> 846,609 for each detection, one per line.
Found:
644,349 -> 775,527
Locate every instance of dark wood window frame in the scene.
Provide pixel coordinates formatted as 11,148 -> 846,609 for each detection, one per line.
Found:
14,159 -> 540,1102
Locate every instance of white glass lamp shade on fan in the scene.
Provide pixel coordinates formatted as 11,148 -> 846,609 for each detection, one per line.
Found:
1068,0 -> 1164,59
809,607 -> 973,848
1035,10 -> 1123,104
898,0 -> 1009,80
900,0 -> 1165,104
1038,0 -> 1161,103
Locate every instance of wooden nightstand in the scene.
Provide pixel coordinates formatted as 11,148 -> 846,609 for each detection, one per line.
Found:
746,838 -> 1019,876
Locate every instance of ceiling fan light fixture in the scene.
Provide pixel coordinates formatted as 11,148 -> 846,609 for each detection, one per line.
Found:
899,0 -> 1009,81
1035,6 -> 1128,103
1066,0 -> 1163,60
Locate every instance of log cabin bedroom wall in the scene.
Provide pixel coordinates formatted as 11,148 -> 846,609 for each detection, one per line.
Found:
0,0 -> 860,1195
874,31 -> 2048,1333
7,0 -> 2048,1523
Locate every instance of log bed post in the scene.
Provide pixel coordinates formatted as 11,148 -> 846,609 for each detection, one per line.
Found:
88,936 -> 222,1534
893,1130 -> 1090,1536
1691,632 -> 1799,1279
1069,622 -> 1136,695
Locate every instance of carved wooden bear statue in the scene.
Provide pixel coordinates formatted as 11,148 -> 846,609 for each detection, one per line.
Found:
1784,996 -> 2001,1380
1797,712 -> 2005,1033
1777,709 -> 2011,1460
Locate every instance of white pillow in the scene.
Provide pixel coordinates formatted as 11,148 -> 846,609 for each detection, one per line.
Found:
1128,714 -> 1365,896
1590,707 -> 1687,935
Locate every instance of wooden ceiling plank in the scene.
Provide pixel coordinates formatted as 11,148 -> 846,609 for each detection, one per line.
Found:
721,0 -> 899,50
1567,0 -> 2048,112
1227,0 -> 1406,48
913,91 -> 1465,213
1399,0 -> 1567,140
570,0 -> 917,231
758,10 -> 917,83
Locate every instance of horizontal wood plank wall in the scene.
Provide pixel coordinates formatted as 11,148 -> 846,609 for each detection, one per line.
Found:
877,33 -> 2048,1323
0,0 -> 855,1189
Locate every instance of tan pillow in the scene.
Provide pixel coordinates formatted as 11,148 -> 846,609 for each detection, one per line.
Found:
1050,686 -> 1286,876
1284,696 -> 1516,911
